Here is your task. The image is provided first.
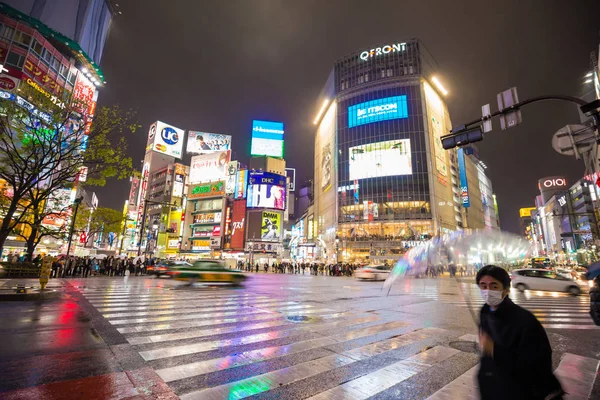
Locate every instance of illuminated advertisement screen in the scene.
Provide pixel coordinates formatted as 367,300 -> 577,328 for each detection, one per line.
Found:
189,151 -> 231,183
230,200 -> 246,249
349,139 -> 412,180
250,120 -> 284,158
149,121 -> 186,159
457,148 -> 470,208
187,131 -> 232,154
247,184 -> 286,210
260,211 -> 281,241
348,95 -> 408,128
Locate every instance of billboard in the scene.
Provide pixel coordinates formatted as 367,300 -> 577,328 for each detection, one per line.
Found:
261,211 -> 281,241
457,148 -> 470,208
248,171 -> 287,187
188,181 -> 225,199
349,139 -> 412,180
187,131 -> 232,154
247,184 -> 286,210
149,121 -> 185,159
41,189 -> 72,228
128,177 -> 140,205
250,120 -> 284,158
225,161 -> 238,195
321,143 -> 332,191
348,95 -> 408,128
189,151 -> 231,183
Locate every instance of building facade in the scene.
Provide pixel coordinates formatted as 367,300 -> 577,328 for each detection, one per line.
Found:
312,39 -> 498,263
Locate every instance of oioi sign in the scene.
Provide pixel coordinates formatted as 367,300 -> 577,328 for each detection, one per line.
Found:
359,43 -> 406,61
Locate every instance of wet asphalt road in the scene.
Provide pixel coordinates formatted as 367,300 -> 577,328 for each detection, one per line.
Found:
1,273 -> 599,399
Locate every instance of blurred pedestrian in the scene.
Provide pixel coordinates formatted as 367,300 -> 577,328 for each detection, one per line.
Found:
589,276 -> 600,326
476,265 -> 563,400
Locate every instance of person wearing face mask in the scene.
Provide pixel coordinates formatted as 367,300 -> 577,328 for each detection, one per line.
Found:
476,265 -> 564,400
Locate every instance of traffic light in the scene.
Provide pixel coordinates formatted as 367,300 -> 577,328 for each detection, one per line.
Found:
441,127 -> 483,150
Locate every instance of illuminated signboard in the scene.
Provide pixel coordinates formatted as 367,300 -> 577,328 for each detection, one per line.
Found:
349,139 -> 412,180
250,120 -> 284,158
519,207 -> 536,218
348,95 -> 408,128
189,151 -> 231,183
359,43 -> 406,61
457,148 -> 470,208
539,177 -> 567,189
149,121 -> 185,159
188,181 -> 225,199
248,171 -> 286,187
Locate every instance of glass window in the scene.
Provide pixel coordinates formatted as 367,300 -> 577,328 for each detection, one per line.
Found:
59,64 -> 68,79
5,51 -> 25,68
13,31 -> 32,47
0,25 -> 14,41
31,39 -> 43,55
67,70 -> 77,85
41,48 -> 52,64
51,56 -> 60,71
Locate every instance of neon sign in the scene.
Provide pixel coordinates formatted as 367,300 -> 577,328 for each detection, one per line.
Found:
359,43 -> 406,61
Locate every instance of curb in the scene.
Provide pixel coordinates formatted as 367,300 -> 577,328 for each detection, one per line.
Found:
0,289 -> 63,301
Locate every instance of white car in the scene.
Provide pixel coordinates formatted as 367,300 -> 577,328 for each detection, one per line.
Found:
355,265 -> 391,281
511,268 -> 581,295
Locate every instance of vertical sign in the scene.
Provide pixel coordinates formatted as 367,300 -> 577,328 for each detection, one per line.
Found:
457,148 -> 470,208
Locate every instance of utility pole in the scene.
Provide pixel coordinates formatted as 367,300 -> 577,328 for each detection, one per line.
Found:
66,197 -> 83,259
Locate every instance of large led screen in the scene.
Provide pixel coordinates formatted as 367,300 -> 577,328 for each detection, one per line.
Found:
187,131 -> 232,154
246,184 -> 286,210
348,95 -> 408,128
250,120 -> 284,158
349,139 -> 412,180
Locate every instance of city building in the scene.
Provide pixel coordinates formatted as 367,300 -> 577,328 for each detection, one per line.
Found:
529,175 -> 600,264
0,1 -> 113,256
311,39 -> 499,263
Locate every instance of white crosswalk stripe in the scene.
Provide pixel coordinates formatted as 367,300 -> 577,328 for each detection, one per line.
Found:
78,285 -> 599,399
404,286 -> 598,330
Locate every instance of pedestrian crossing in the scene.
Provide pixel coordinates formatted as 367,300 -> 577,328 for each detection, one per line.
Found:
78,285 -> 599,399
406,285 -> 598,330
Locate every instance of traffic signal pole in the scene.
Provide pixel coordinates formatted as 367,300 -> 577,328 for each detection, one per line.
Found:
443,95 -> 599,143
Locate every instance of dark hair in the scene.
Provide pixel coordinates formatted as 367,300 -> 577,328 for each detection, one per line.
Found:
476,265 -> 511,289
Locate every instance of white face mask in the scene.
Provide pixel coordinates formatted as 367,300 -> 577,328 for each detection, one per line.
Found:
481,289 -> 505,307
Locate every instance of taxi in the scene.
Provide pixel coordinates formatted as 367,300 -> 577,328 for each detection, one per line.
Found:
166,260 -> 247,285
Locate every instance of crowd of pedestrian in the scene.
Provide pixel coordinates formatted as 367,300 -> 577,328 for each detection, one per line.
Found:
238,261 -> 360,277
48,256 -> 157,278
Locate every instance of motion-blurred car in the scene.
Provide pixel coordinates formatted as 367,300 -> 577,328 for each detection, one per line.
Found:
511,268 -> 581,295
355,265 -> 391,281
148,260 -> 191,276
166,260 -> 246,285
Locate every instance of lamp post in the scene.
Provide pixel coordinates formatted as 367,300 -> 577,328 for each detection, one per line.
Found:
66,196 -> 84,259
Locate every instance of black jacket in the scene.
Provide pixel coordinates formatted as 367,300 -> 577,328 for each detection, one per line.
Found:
478,297 -> 563,400
590,279 -> 600,326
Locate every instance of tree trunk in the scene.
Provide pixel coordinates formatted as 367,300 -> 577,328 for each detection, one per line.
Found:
25,225 -> 39,256
0,197 -> 22,253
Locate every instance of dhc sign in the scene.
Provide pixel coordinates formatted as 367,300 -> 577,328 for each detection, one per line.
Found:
348,95 -> 409,128
359,43 -> 406,61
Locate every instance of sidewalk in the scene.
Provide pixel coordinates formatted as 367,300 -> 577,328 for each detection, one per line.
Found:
0,279 -> 177,400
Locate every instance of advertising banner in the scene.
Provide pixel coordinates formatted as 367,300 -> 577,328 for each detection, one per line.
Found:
192,212 -> 222,224
321,143 -> 332,191
189,151 -> 231,184
225,161 -> 238,195
188,181 -> 225,199
128,177 -> 140,205
235,169 -> 248,199
457,148 -> 470,208
250,120 -> 284,158
348,95 -> 408,128
247,184 -> 286,210
150,121 -> 185,159
424,83 -> 448,178
231,200 -> 246,250
187,131 -> 231,154
41,189 -> 72,228
261,211 -> 281,241
349,139 -> 412,180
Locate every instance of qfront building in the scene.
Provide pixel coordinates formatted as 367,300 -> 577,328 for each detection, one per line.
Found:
311,39 -> 499,263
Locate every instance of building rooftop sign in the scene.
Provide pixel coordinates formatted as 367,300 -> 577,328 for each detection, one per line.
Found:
359,43 -> 406,61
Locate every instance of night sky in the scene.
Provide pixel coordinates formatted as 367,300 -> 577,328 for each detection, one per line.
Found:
96,0 -> 600,234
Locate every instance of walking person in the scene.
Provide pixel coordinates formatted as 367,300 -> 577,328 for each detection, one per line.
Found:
476,265 -> 563,400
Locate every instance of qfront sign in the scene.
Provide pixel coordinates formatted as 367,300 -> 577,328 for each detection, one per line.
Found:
348,95 -> 409,128
359,43 -> 406,61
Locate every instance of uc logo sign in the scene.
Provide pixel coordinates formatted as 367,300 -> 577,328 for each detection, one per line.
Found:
161,127 -> 179,145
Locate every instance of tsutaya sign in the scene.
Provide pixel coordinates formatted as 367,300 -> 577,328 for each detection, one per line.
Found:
359,43 -> 406,61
